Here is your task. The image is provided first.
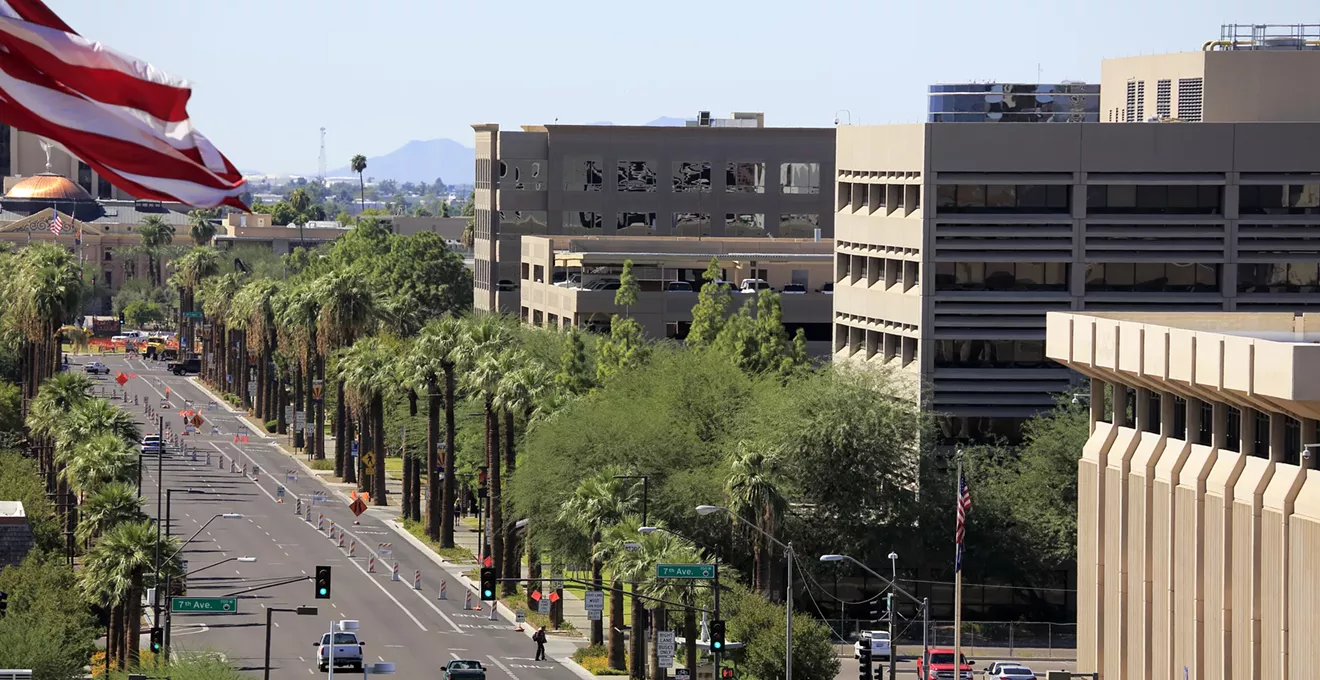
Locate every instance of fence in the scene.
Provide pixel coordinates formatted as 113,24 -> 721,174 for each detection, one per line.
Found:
835,620 -> 1077,660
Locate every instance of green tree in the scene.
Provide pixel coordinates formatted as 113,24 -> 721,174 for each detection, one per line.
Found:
0,449 -> 60,551
686,257 -> 731,348
122,300 -> 166,328
409,316 -> 464,544
725,443 -> 788,594
76,481 -> 142,545
558,471 -> 640,650
136,216 -> 175,286
315,269 -> 381,480
615,259 -> 639,311
338,336 -> 395,503
351,154 -> 368,212
0,552 -> 96,680
723,582 -> 840,680
711,299 -> 756,371
553,327 -> 594,396
596,317 -> 648,383
63,432 -> 138,495
79,519 -> 177,668
186,209 -> 218,246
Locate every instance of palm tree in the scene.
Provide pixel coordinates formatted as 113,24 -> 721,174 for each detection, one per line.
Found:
558,471 -> 641,650
338,336 -> 393,503
65,396 -> 143,448
63,432 -> 138,496
605,521 -> 705,679
289,188 -> 312,248
316,269 -> 379,478
725,443 -> 788,596
278,284 -> 322,459
168,247 -> 220,347
80,519 -> 177,668
197,273 -> 245,391
187,209 -> 218,246
643,539 -> 706,679
136,216 -> 175,286
76,482 -> 142,546
494,358 -> 555,591
408,316 -> 463,543
230,280 -> 279,416
351,155 -> 368,212
13,243 -> 86,416
26,371 -> 92,487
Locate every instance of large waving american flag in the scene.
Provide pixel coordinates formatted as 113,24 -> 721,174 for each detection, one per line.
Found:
0,0 -> 247,209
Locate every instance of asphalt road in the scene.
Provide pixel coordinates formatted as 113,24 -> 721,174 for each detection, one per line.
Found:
82,353 -> 579,680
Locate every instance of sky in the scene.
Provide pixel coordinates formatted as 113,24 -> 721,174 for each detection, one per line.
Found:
54,0 -> 1315,175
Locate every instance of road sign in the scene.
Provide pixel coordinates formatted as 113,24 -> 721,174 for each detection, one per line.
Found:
657,631 -> 675,668
295,411 -> 306,432
587,609 -> 601,621
115,372 -> 128,386
351,441 -> 359,455
350,497 -> 367,517
550,572 -> 564,591
538,596 -> 551,614
312,379 -> 324,402
248,380 -> 257,396
583,590 -> 605,612
516,609 -> 527,623
361,451 -> 375,469
183,311 -> 203,319
191,414 -> 204,427
675,670 -> 691,679
656,564 -> 715,579
171,597 -> 238,614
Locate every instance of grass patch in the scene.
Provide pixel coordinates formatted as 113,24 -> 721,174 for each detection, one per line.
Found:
499,593 -> 581,636
401,519 -> 477,562
385,457 -> 402,474
307,458 -> 334,471
572,645 -> 629,676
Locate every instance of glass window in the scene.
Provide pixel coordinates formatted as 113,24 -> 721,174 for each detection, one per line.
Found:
1239,183 -> 1320,215
726,162 -> 765,194
725,213 -> 765,236
562,211 -> 602,233
935,184 -> 1069,213
617,212 -> 656,235
1086,263 -> 1219,292
563,158 -> 603,191
617,161 -> 656,192
780,162 -> 820,194
77,161 -> 92,193
97,174 -> 113,199
955,185 -> 985,209
985,185 -> 1016,209
673,213 -> 711,237
936,185 -> 958,209
672,162 -> 711,192
934,262 -> 1068,291
779,214 -> 820,238
1088,184 -> 1221,214
499,210 -> 548,234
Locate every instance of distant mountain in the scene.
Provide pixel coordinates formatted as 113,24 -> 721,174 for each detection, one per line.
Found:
325,138 -> 475,184
645,116 -> 693,126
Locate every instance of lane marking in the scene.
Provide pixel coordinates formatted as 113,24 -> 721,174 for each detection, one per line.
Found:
487,654 -> 522,680
450,652 -> 460,660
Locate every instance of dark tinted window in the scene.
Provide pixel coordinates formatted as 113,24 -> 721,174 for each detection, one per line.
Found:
1088,185 -> 1221,214
1085,263 -> 1219,293
935,184 -> 1069,214
934,262 -> 1069,291
1239,184 -> 1320,215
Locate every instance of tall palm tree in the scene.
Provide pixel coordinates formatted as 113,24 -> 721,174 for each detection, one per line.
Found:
136,216 -> 175,286
351,155 -> 368,212
558,471 -> 641,650
407,316 -> 463,543
643,539 -> 706,679
80,519 -> 176,668
187,209 -> 218,246
26,371 -> 92,489
316,270 -> 379,478
465,347 -> 514,575
230,280 -> 277,415
197,273 -> 245,391
725,443 -> 788,596
63,432 -> 138,496
289,188 -> 312,248
13,243 -> 86,414
76,482 -> 142,546
605,520 -> 705,679
278,284 -> 322,459
168,247 -> 220,348
65,396 -> 142,448
338,336 -> 393,503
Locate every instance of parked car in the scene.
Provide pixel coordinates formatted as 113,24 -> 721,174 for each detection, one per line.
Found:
84,360 -> 110,375
665,281 -> 694,292
554,272 -> 582,288
496,280 -> 519,292
781,283 -> 807,294
985,662 -> 1036,678
442,659 -> 487,680
853,630 -> 891,661
314,631 -> 364,672
739,278 -> 772,293
586,278 -> 621,290
817,282 -> 834,294
916,648 -> 973,680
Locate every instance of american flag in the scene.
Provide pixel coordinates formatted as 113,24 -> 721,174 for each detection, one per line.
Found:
955,470 -> 972,573
0,0 -> 246,209
48,209 -> 61,235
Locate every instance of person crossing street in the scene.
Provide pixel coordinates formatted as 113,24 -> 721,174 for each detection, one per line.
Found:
533,626 -> 547,661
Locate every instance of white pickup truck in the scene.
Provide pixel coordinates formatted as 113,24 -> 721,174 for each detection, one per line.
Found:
854,630 -> 892,661
315,631 -> 364,672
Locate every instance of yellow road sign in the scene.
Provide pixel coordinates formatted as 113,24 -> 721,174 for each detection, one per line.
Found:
361,451 -> 375,469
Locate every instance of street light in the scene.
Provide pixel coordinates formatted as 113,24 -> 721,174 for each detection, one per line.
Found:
264,605 -> 318,680
185,555 -> 257,577
641,526 -> 723,676
157,511 -> 242,657
820,553 -> 929,675
165,488 -> 207,540
695,504 -> 793,680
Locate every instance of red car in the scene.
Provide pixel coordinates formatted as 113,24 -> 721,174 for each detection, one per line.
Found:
915,648 -> 973,680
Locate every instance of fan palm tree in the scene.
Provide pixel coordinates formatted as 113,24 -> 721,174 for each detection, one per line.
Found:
197,273 -> 245,390
338,336 -> 394,502
76,482 -> 142,546
725,443 -> 788,596
351,154 -> 368,212
315,269 -> 380,477
231,280 -> 280,421
136,216 -> 175,286
63,432 -> 138,496
494,357 -> 553,590
168,247 -> 220,346
289,188 -> 312,247
465,347 -> 516,578
13,243 -> 86,416
406,316 -> 463,543
558,471 -> 641,649
80,519 -> 176,668
65,398 -> 142,450
642,539 -> 706,679
26,371 -> 92,488
187,209 -> 218,246
278,284 -> 322,459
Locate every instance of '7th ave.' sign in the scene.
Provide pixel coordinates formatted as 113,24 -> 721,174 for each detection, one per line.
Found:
656,564 -> 715,579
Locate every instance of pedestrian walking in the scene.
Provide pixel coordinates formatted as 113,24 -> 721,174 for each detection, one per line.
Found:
533,626 -> 547,660
453,501 -> 461,521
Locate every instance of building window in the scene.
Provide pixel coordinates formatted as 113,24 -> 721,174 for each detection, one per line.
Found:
1086,184 -> 1222,215
1085,262 -> 1220,293
77,161 -> 93,193
1237,263 -> 1320,293
1125,81 -> 1136,122
726,162 -> 765,194
562,211 -> 603,233
563,158 -> 603,191
780,163 -> 820,194
673,213 -> 711,237
1284,416 -> 1302,466
934,184 -> 1070,214
103,250 -> 113,261
779,214 -> 820,238
933,339 -> 1049,368
617,161 -> 656,192
936,416 -> 1031,446
617,212 -> 656,234
499,210 -> 548,235
1239,184 -> 1320,215
725,213 -> 765,236
1136,81 -> 1145,120
672,162 -> 711,192
0,123 -> 10,177
1156,80 -> 1172,118
1177,78 -> 1203,122
103,271 -> 112,288
933,262 -> 1070,291
97,174 -> 113,199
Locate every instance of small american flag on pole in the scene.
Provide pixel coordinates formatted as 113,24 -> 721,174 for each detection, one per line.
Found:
955,470 -> 972,573
48,209 -> 62,235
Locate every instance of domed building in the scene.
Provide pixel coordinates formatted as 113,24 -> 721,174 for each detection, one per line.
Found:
0,172 -> 191,302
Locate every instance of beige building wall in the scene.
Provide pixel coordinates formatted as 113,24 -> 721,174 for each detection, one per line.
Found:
1048,311 -> 1320,679
8,127 -> 132,199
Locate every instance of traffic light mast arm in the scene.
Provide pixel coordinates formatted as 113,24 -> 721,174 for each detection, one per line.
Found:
223,575 -> 311,597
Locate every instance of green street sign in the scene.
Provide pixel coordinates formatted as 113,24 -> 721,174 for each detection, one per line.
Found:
656,563 -> 714,579
171,597 -> 238,614
183,311 -> 203,319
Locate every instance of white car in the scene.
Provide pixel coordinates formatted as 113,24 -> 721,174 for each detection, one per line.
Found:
84,360 -> 110,375
985,662 -> 1036,678
315,631 -> 364,672
853,630 -> 891,661
139,435 -> 164,455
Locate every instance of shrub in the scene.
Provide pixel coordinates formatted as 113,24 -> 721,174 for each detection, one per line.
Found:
571,644 -> 628,676
265,420 -> 278,432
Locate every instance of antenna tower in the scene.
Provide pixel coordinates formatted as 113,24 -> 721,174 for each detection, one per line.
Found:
318,127 -> 327,181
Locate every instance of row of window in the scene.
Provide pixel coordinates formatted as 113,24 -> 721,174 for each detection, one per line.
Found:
932,184 -> 1231,215
1238,263 -> 1320,292
934,184 -> 1071,214
1108,389 -> 1301,465
932,262 -> 1220,293
934,262 -> 1069,291
549,160 -> 822,194
498,211 -> 821,238
932,340 -> 1049,369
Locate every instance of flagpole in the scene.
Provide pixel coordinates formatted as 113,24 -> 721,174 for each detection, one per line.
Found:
953,453 -> 963,674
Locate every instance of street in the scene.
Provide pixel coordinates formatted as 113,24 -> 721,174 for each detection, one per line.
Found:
89,352 -> 581,679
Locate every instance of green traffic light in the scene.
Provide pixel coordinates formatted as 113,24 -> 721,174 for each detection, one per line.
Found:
713,642 -> 722,649
483,589 -> 492,597
319,587 -> 327,595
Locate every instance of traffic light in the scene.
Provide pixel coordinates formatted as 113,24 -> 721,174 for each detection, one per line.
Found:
479,567 -> 497,601
149,627 -> 164,653
720,668 -> 735,679
710,620 -> 725,651
315,565 -> 332,599
858,645 -> 872,680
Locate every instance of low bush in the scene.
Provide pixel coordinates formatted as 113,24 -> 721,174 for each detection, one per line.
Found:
572,644 -> 628,676
265,420 -> 278,432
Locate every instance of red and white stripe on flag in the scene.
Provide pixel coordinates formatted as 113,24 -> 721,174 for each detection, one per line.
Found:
0,0 -> 247,209
48,208 -> 61,234
955,471 -> 972,545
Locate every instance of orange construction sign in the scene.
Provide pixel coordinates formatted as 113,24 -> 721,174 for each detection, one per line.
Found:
349,497 -> 367,517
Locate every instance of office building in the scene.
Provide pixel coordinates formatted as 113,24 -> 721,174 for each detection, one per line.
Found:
471,113 -> 836,313
213,213 -> 470,253
1048,310 -> 1320,680
833,120 -> 1320,443
1101,23 -> 1320,123
928,82 -> 1100,123
517,234 -> 833,349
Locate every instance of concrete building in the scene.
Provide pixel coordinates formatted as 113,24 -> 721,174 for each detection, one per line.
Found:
1100,24 -> 1320,123
1047,311 -> 1320,680
928,82 -> 1100,123
472,114 -> 836,313
0,126 -> 135,200
213,213 -> 469,253
833,120 -> 1320,444
517,234 -> 833,348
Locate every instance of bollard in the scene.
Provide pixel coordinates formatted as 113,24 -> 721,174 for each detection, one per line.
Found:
231,460 -> 237,473
295,498 -> 302,515
305,508 -> 312,523
439,580 -> 447,600
349,539 -> 356,557
206,451 -> 212,465
338,532 -> 346,549
464,590 -> 472,610
414,570 -> 421,590
317,514 -> 324,531
367,554 -> 376,573
241,463 -> 247,476
391,562 -> 400,582
329,520 -> 336,538
190,449 -> 197,462
488,599 -> 498,620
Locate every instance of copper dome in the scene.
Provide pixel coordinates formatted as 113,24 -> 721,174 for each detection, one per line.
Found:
5,173 -> 94,201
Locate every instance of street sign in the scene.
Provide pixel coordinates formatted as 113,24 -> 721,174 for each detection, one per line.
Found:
656,564 -> 715,579
183,311 -> 203,319
295,411 -> 306,432
361,452 -> 375,469
350,497 -> 367,517
248,380 -> 257,396
675,670 -> 691,679
516,609 -> 527,623
538,596 -> 551,614
657,631 -> 675,668
115,372 -> 128,386
171,597 -> 238,614
583,590 -> 605,612
351,441 -> 359,455
550,574 -> 564,591
587,609 -> 602,621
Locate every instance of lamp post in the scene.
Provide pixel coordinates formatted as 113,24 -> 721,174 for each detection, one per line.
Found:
697,504 -> 792,680
164,488 -> 206,540
264,605 -> 318,680
160,516 -> 244,659
641,526 -> 721,676
887,552 -> 898,680
820,553 -> 929,677
613,474 -> 649,526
